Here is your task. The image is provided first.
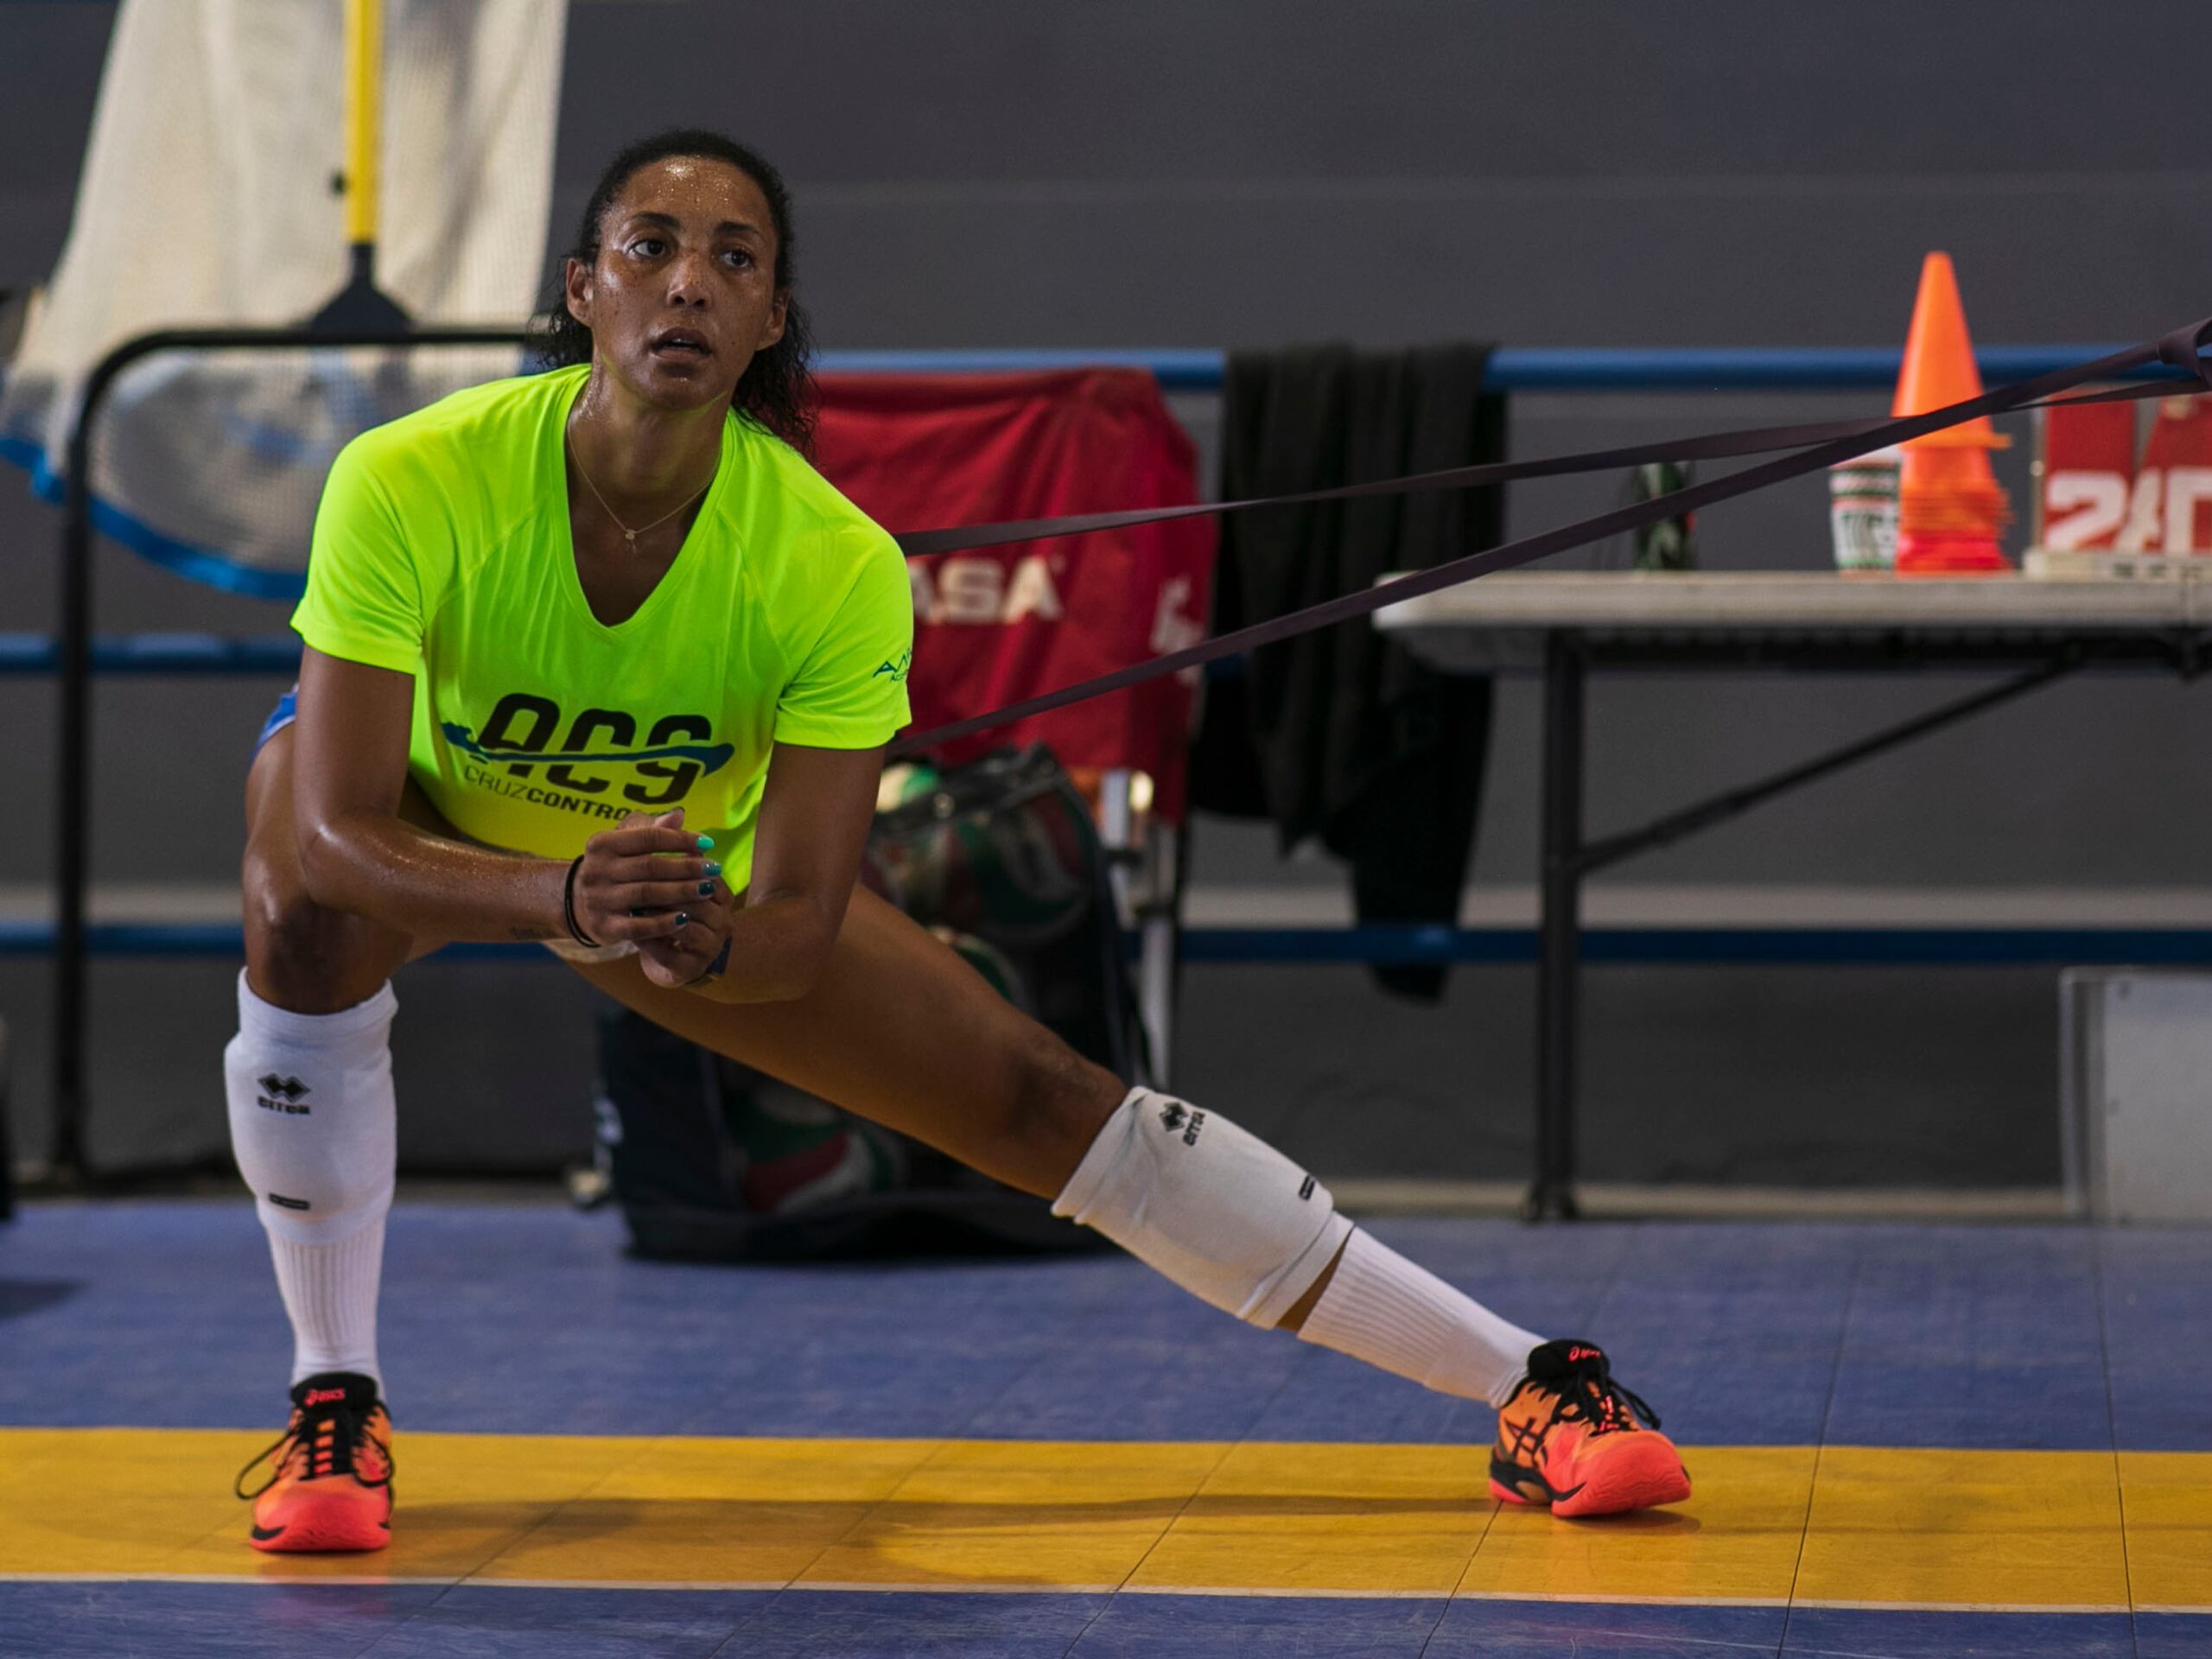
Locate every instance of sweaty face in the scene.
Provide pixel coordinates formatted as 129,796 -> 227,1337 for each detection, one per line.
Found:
564,156 -> 788,411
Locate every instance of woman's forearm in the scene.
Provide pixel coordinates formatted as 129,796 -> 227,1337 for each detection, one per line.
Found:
301,808 -> 567,943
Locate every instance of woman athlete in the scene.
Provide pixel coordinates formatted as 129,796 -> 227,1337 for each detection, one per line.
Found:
226,128 -> 1688,1553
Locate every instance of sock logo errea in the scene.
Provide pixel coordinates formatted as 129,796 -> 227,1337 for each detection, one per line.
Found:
1158,1099 -> 1205,1147
257,1074 -> 311,1116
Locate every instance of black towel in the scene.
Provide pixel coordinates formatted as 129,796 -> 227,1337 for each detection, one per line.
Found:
1191,344 -> 1504,999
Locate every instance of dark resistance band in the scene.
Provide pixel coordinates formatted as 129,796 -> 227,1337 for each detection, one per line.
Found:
887,315 -> 2212,759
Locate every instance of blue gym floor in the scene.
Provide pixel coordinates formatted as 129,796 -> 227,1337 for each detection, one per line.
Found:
3,1201 -> 2209,1656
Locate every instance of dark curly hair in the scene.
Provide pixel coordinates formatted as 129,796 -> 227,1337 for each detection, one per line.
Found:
534,129 -> 816,452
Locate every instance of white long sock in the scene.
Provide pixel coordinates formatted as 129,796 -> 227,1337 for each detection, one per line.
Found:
223,971 -> 397,1391
1295,1227 -> 1544,1408
266,1218 -> 387,1387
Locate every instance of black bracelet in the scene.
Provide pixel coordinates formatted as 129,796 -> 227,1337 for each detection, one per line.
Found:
683,936 -> 733,990
562,855 -> 600,947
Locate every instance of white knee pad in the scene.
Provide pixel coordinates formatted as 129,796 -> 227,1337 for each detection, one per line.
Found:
225,972 -> 398,1245
1052,1087 -> 1352,1327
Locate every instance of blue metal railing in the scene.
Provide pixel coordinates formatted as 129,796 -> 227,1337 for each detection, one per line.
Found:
0,632 -> 302,676
813,344 -> 2164,392
7,919 -> 2212,967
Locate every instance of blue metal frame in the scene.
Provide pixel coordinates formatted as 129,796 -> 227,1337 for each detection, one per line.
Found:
809,343 -> 2172,393
10,920 -> 2212,968
0,633 -> 301,677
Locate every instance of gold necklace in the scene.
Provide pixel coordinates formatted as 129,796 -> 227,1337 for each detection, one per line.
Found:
565,434 -> 712,550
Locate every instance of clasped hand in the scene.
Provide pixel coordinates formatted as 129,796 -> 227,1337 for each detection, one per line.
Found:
568,807 -> 733,988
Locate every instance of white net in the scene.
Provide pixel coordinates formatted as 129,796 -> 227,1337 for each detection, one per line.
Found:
87,340 -> 528,594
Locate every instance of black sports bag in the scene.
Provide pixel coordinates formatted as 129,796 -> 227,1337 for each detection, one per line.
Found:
591,745 -> 1147,1261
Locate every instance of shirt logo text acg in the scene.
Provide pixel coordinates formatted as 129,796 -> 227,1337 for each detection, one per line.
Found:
443,693 -> 734,810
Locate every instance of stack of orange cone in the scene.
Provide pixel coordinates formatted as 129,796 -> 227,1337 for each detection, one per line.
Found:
1891,252 -> 2012,574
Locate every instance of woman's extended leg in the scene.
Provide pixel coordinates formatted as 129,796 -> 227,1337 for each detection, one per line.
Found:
573,881 -> 1124,1195
575,884 -> 1692,1516
575,894 -> 1508,1373
575,886 -> 1527,1342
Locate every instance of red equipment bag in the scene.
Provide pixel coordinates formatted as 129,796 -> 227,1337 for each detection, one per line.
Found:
812,369 -> 1217,820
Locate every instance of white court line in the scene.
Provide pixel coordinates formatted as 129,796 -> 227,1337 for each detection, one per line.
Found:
0,1573 -> 464,1589
1,1572 -> 2200,1616
1102,1584 -> 1447,1601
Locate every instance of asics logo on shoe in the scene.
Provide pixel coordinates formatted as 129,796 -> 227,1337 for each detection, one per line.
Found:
256,1075 -> 312,1115
302,1388 -> 347,1408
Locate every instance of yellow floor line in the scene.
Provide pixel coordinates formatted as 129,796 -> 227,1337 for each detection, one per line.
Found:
1791,1445 -> 2132,1611
2120,1450 -> 2212,1610
2,1428 -> 2205,1612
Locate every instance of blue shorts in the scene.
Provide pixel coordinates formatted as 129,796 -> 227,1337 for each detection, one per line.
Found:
254,683 -> 300,759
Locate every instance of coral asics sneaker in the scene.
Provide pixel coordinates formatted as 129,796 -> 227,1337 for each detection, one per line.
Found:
234,1372 -> 395,1552
1490,1340 -> 1690,1518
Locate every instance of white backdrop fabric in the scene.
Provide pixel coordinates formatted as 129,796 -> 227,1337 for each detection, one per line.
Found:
0,0 -> 568,594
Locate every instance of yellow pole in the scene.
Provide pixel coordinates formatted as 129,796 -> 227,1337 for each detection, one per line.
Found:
342,0 -> 380,248
309,0 -> 406,327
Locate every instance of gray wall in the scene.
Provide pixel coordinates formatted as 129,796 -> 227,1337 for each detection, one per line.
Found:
4,2 -> 2209,1185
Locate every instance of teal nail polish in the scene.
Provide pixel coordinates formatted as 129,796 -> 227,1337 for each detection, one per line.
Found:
696,835 -> 713,850
704,861 -> 722,877
696,881 -> 714,897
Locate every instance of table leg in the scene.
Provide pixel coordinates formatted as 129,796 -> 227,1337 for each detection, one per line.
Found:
1529,631 -> 1585,1221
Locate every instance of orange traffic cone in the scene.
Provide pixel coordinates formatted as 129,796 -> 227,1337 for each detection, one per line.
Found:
1891,252 -> 2012,574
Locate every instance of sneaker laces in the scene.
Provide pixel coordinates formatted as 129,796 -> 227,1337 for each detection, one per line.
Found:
234,1399 -> 393,1500
1545,1359 -> 1662,1437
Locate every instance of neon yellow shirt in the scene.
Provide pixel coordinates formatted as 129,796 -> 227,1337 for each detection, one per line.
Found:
291,365 -> 912,891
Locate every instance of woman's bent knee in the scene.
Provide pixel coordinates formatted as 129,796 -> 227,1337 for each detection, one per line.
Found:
243,849 -> 404,1014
